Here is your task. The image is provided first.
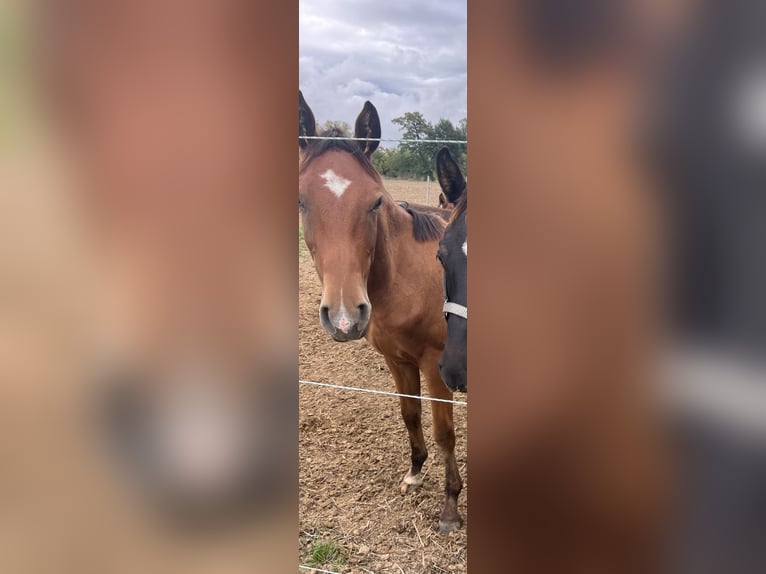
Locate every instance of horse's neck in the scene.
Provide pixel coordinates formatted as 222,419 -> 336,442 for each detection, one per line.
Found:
366,201 -> 411,307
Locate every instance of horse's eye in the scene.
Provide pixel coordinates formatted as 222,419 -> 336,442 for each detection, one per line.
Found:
370,196 -> 383,212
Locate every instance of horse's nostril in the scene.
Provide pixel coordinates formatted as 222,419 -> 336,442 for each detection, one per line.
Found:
319,305 -> 331,325
357,303 -> 370,322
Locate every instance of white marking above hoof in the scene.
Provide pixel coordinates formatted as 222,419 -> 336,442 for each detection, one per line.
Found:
403,471 -> 423,485
321,169 -> 351,198
400,471 -> 423,493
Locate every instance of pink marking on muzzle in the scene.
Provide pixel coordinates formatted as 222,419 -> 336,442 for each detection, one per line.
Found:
338,314 -> 351,333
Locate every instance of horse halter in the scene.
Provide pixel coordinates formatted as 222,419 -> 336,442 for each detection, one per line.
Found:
442,273 -> 467,320
443,299 -> 467,320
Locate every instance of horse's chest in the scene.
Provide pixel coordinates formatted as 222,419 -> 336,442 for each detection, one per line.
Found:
364,312 -> 436,362
366,330 -> 399,359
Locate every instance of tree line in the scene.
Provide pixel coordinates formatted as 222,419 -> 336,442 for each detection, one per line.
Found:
375,112 -> 467,180
320,112 -> 467,181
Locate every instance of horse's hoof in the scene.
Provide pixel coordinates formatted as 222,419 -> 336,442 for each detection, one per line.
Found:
400,481 -> 419,495
438,518 -> 462,533
400,471 -> 423,494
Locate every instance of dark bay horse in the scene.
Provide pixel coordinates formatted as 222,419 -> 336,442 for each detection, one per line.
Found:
298,91 -> 463,532
435,147 -> 467,393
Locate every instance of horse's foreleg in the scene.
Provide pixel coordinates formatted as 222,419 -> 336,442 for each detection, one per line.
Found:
385,357 -> 428,494
423,355 -> 463,532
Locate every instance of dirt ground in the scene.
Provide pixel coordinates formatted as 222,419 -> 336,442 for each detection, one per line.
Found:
299,178 -> 468,574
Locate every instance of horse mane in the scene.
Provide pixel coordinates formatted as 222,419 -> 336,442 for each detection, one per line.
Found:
397,201 -> 448,242
299,127 -> 381,182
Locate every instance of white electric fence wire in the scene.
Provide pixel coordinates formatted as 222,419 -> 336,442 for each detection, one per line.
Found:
300,135 -> 467,145
299,379 -> 467,406
298,566 -> 344,574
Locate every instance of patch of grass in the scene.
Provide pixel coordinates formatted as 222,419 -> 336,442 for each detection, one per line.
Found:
306,539 -> 347,569
0,2 -> 29,146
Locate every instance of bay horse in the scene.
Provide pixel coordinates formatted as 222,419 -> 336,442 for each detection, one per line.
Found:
435,147 -> 468,393
298,91 -> 463,532
37,0 -> 297,527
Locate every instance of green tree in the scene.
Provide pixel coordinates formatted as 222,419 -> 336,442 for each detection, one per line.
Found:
372,146 -> 420,179
390,113 -> 467,179
392,112 -> 437,178
360,111 -> 468,180
432,118 -> 467,176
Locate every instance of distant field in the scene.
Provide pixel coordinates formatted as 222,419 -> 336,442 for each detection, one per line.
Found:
382,177 -> 441,207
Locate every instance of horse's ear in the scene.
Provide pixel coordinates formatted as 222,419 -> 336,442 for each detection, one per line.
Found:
436,147 -> 466,204
353,101 -> 381,157
299,90 -> 316,149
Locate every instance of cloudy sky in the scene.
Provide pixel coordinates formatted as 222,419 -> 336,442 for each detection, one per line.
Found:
299,0 -> 467,141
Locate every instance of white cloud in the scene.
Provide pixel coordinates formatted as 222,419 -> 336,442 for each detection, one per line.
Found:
300,0 -> 467,143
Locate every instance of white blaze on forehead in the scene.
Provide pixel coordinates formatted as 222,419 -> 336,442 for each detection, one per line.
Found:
462,240 -> 467,257
320,169 -> 351,198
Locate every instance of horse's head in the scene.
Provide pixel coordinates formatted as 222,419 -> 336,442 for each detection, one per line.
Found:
435,147 -> 467,392
298,91 -> 384,342
438,192 -> 455,210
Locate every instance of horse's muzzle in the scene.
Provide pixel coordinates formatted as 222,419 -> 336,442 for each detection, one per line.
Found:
93,365 -> 295,526
319,301 -> 370,342
439,357 -> 467,393
330,326 -> 367,342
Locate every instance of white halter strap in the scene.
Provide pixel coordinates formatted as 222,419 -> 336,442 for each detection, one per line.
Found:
443,300 -> 468,320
